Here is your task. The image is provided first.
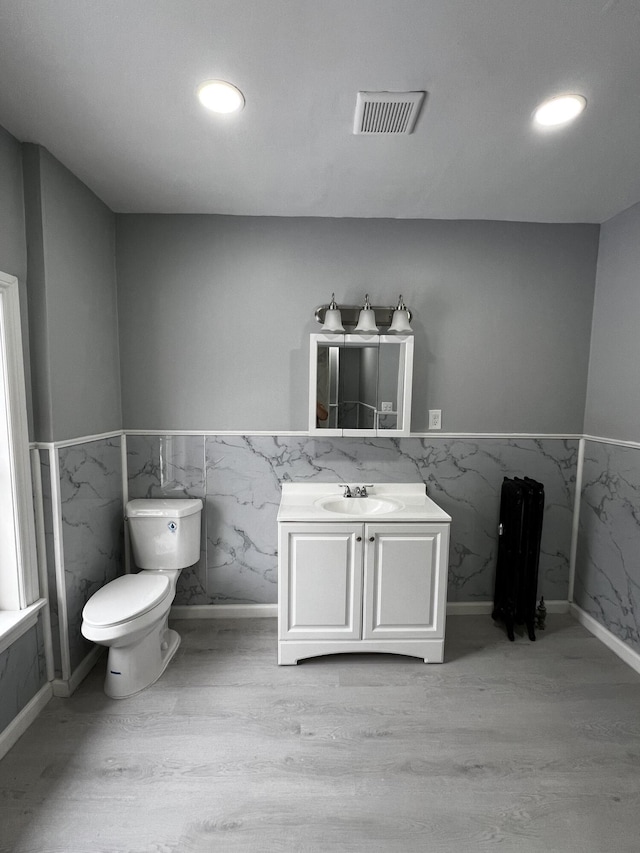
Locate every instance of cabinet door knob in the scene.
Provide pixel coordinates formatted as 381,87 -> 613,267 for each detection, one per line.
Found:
369,536 -> 375,542
356,536 -> 362,542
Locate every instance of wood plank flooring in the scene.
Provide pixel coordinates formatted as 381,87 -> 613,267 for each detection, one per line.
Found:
1,615 -> 640,852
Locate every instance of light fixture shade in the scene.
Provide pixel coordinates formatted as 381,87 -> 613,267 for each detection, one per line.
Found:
322,309 -> 344,332
354,294 -> 379,332
389,295 -> 413,333
321,293 -> 344,332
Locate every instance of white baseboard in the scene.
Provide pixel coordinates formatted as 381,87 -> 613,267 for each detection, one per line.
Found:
0,682 -> 52,761
447,601 -> 493,615
52,645 -> 104,697
171,603 -> 278,619
446,600 -> 569,616
169,601 -> 570,619
570,603 -> 640,677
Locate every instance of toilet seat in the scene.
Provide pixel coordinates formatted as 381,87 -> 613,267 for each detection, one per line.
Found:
83,573 -> 171,628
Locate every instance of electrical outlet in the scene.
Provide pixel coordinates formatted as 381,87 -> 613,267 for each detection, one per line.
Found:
380,401 -> 393,412
429,409 -> 442,430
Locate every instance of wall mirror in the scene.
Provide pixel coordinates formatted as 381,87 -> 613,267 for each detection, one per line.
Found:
309,333 -> 414,436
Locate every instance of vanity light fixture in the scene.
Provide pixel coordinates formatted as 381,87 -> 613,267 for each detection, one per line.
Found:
354,294 -> 379,333
533,94 -> 586,127
321,293 -> 345,332
314,295 -> 413,331
196,79 -> 245,114
388,295 -> 413,333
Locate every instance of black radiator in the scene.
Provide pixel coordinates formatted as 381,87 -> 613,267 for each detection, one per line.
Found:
492,476 -> 544,641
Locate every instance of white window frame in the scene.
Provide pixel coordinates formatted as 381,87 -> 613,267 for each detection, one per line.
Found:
0,270 -> 38,611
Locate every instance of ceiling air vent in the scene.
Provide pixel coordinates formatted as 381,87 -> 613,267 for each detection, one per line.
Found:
353,91 -> 426,135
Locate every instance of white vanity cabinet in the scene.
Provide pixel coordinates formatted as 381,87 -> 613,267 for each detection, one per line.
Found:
279,523 -> 364,645
277,502 -> 450,665
362,522 -> 449,643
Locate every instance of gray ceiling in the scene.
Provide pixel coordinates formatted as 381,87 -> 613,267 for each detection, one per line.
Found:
1,0 -> 639,222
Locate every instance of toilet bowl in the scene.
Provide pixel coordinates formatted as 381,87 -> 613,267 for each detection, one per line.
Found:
81,498 -> 203,699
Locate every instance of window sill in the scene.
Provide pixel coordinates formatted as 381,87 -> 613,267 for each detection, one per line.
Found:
0,599 -> 47,656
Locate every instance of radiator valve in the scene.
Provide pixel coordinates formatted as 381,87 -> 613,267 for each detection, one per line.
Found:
535,596 -> 547,630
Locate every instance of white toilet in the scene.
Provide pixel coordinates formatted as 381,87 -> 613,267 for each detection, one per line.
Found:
81,498 -> 203,699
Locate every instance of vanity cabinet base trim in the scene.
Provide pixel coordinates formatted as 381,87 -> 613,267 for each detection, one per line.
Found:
278,638 -> 444,665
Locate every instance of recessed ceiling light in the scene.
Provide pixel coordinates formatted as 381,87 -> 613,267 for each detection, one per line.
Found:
533,94 -> 586,127
197,80 -> 245,114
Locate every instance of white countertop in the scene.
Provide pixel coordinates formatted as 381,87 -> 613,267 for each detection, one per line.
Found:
277,482 -> 451,523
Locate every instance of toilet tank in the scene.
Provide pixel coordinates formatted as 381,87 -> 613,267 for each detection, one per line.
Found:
126,498 -> 203,570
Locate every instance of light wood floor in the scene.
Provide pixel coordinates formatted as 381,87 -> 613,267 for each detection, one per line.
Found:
1,615 -> 640,852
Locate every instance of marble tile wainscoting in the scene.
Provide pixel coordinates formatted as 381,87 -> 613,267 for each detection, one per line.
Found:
0,615 -> 48,736
574,439 -> 640,655
126,434 -> 578,608
40,436 -> 124,692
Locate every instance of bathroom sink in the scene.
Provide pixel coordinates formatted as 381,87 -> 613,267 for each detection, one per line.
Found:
314,496 -> 403,516
278,483 -> 452,524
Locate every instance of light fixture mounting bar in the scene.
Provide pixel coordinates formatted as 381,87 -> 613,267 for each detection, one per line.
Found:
314,303 -> 412,328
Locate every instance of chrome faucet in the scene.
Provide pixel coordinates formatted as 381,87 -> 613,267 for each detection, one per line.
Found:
339,484 -> 374,498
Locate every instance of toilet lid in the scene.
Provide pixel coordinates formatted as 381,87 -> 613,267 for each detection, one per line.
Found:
82,573 -> 171,628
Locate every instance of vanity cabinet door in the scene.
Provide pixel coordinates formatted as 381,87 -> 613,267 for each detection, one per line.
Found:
362,523 -> 449,640
279,523 -> 364,641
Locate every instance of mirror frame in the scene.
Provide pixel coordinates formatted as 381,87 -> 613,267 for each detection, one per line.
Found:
308,333 -> 414,437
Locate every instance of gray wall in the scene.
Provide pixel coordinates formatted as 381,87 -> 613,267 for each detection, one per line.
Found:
0,124 -> 32,435
20,147 -> 126,691
0,125 -> 26,284
23,145 -> 121,443
583,201 -> 640,443
575,201 -> 640,653
0,126 -> 46,737
116,215 -> 599,434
